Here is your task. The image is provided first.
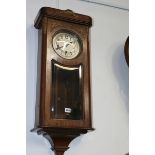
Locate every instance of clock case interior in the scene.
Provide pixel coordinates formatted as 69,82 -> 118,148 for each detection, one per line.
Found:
31,7 -> 94,155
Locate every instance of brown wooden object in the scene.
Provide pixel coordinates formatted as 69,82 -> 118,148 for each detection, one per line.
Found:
124,36 -> 129,66
31,7 -> 94,155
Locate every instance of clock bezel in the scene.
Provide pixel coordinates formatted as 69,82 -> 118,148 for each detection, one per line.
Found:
52,29 -> 83,60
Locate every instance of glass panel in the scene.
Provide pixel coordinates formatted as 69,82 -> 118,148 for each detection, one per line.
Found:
51,61 -> 83,120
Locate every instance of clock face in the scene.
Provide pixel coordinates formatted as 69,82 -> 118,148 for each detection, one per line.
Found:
53,31 -> 81,59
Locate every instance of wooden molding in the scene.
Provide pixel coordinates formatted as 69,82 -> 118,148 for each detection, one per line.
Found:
34,7 -> 92,29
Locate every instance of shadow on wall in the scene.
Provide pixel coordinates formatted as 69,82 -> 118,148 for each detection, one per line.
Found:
112,44 -> 129,112
26,24 -> 38,129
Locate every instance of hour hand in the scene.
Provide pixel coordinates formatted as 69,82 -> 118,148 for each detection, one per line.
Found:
56,45 -> 63,50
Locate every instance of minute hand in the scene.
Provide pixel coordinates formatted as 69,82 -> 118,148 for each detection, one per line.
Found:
62,42 -> 68,50
65,42 -> 75,48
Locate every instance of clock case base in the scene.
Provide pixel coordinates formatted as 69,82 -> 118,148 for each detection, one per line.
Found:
31,127 -> 94,155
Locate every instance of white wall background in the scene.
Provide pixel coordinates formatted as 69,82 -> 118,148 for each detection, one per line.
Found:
26,0 -> 129,155
80,0 -> 129,10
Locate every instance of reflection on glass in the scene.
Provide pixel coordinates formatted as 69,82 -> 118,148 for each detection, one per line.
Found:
51,61 -> 83,120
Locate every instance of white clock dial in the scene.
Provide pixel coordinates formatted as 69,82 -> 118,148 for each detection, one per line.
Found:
53,31 -> 81,59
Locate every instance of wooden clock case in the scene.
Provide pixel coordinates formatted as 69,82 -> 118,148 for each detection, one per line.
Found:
31,7 -> 94,155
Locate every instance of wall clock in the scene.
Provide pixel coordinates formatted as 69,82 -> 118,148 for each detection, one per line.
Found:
31,7 -> 94,155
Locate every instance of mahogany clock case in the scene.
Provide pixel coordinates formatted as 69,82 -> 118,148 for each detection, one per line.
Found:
33,7 -> 93,132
